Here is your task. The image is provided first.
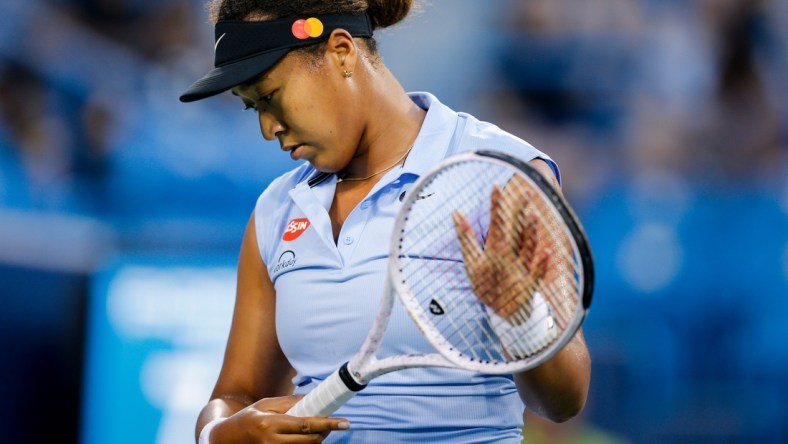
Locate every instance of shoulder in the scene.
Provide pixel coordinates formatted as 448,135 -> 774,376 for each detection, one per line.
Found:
413,92 -> 555,161
454,109 -> 562,185
456,112 -> 534,152
252,163 -> 315,258
408,92 -> 562,184
255,163 -> 314,207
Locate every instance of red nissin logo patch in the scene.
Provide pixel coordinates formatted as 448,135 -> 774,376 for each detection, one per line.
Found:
283,218 -> 310,241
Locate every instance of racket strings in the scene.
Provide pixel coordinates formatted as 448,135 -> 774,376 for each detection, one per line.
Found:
397,162 -> 582,363
494,189 -> 579,312
413,243 -> 493,359
486,189 -> 580,354
402,184 -> 506,362
421,249 -> 505,362
399,167 -> 511,362
400,166 -> 536,358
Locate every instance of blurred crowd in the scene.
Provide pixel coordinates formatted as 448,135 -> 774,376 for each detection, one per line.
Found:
1,0 -> 202,213
0,0 -> 291,256
481,0 -> 788,442
1,0 -> 786,443
484,1 -> 788,442
485,0 -> 786,196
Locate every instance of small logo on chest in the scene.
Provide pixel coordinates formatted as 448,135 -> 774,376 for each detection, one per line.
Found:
283,217 -> 310,241
273,250 -> 297,274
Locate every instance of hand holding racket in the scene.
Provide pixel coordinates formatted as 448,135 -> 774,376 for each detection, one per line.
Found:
286,150 -> 594,418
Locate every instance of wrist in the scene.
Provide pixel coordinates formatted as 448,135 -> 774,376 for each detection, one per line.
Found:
198,418 -> 227,444
487,292 -> 557,359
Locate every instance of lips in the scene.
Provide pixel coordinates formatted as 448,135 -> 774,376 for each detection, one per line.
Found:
283,143 -> 305,160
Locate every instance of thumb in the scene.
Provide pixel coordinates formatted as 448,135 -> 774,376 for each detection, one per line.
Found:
251,395 -> 305,414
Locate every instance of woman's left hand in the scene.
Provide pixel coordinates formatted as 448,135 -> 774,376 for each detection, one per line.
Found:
452,180 -> 555,323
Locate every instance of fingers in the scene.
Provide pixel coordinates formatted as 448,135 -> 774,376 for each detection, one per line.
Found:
249,395 -> 350,436
251,395 -> 304,414
499,185 -> 531,252
216,402 -> 350,444
516,210 -> 537,265
250,412 -> 350,443
453,210 -> 495,302
487,185 -> 519,256
452,210 -> 483,261
278,416 -> 350,435
454,180 -> 554,319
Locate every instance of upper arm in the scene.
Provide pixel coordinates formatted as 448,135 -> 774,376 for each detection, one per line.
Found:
211,212 -> 295,403
528,157 -> 561,192
513,158 -> 591,421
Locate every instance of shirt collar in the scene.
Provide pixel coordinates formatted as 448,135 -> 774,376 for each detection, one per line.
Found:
399,92 -> 458,178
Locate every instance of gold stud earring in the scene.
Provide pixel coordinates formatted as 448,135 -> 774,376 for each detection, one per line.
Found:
343,70 -> 353,78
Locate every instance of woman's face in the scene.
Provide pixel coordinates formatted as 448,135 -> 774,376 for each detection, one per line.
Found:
232,49 -> 363,173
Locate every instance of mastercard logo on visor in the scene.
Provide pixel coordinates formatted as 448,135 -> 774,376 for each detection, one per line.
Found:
292,17 -> 324,39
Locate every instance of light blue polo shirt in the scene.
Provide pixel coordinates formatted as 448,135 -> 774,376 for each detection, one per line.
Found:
254,92 -> 559,443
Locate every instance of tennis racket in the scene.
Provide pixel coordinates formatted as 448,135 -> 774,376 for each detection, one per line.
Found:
286,149 -> 594,417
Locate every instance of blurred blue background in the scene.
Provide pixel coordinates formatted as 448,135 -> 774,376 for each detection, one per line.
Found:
1,0 -> 786,443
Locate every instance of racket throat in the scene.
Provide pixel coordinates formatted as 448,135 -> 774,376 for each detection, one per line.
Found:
338,361 -> 368,392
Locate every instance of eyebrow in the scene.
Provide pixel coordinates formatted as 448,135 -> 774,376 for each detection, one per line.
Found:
244,73 -> 268,89
232,72 -> 270,99
231,85 -> 254,101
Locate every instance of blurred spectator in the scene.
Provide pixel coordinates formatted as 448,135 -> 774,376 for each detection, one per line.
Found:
626,0 -> 785,182
52,0 -> 206,68
0,61 -> 82,210
690,0 -> 784,182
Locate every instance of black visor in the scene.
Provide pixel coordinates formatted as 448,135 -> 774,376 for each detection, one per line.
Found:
180,12 -> 373,103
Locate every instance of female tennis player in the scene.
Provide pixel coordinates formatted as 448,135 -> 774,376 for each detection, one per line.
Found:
182,1 -> 591,443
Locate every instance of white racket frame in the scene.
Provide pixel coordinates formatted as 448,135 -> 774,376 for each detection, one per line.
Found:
286,151 -> 591,418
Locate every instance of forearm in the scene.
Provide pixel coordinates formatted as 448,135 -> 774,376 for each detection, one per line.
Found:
194,393 -> 349,444
514,330 -> 591,422
195,397 -> 250,443
195,373 -> 296,442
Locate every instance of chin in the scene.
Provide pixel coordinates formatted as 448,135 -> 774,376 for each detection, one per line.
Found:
308,163 -> 339,174
307,157 -> 343,174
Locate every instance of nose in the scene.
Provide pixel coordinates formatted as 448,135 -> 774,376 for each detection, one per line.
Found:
258,111 -> 286,141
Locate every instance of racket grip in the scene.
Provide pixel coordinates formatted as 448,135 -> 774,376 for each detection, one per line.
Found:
286,362 -> 367,417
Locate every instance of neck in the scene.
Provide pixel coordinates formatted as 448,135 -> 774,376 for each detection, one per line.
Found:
342,69 -> 426,180
338,143 -> 414,182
